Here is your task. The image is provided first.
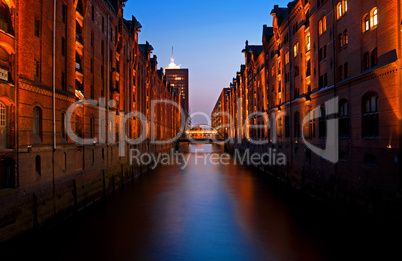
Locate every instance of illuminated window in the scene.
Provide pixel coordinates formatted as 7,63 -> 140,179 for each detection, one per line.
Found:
0,102 -> 6,128
285,51 -> 289,64
318,16 -> 326,35
344,0 -> 348,13
293,42 -> 299,57
363,14 -> 370,32
371,8 -> 378,27
306,33 -> 311,52
338,33 -> 343,49
337,2 -> 343,19
343,30 -> 348,45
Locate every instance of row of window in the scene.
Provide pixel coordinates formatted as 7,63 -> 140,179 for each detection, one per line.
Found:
275,93 -> 378,139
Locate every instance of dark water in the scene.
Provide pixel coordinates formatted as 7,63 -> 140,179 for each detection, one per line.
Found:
4,144 -> 402,260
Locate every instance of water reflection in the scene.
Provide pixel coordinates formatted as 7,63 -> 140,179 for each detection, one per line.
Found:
4,144 -> 402,260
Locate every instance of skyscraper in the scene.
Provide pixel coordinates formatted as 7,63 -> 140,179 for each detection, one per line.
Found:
165,49 -> 189,115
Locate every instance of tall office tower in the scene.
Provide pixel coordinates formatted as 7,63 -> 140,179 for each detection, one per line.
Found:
165,48 -> 189,114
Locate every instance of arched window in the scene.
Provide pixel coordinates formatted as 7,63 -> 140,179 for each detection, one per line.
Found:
33,107 -> 42,141
363,14 -> 370,32
294,112 -> 300,138
339,99 -> 350,138
35,155 -> 41,176
371,8 -> 378,27
0,1 -> 13,35
371,48 -> 378,67
362,93 -> 379,138
337,2 -> 343,19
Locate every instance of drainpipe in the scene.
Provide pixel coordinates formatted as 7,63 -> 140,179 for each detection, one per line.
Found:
107,16 -> 110,166
397,0 -> 402,190
126,43 -> 130,156
52,0 -> 57,210
15,0 -> 20,187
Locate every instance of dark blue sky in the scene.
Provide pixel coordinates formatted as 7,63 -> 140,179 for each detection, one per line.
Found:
124,0 -> 288,124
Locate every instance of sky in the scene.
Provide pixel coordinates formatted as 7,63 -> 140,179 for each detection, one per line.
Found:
123,0 -> 289,125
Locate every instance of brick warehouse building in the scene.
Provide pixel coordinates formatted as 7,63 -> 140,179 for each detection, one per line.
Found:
0,0 -> 185,241
214,0 -> 402,214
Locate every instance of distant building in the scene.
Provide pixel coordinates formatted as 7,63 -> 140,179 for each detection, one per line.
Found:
165,52 -> 189,115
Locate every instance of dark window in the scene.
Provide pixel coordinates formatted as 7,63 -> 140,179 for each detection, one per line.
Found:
339,100 -> 350,138
308,110 -> 316,138
293,22 -> 298,35
294,112 -> 300,138
305,10 -> 310,28
364,154 -> 376,166
364,52 -> 370,70
102,17 -> 105,32
35,155 -> 41,176
306,148 -> 312,164
362,93 -> 379,138
62,4 -> 67,24
61,112 -> 67,141
0,158 -> 16,189
277,117 -> 283,137
344,62 -> 349,78
92,5 -> 95,21
319,106 -> 327,138
61,71 -> 66,90
338,65 -> 343,81
371,48 -> 378,67
34,19 -> 40,37
61,37 -> 66,56
323,45 -> 327,59
306,59 -> 311,77
91,31 -> 94,47
34,60 -> 40,81
33,107 -> 42,140
91,85 -> 94,99
285,116 -> 290,138
294,66 -> 299,77
90,117 -> 95,138
76,0 -> 83,15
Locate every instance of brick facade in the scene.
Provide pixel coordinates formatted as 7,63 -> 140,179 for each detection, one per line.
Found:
0,0 -> 184,242
215,0 -> 402,214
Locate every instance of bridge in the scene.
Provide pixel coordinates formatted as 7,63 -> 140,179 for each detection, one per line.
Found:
178,124 -> 226,143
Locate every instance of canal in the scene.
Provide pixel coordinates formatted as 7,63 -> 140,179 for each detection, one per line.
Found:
4,144 -> 402,260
